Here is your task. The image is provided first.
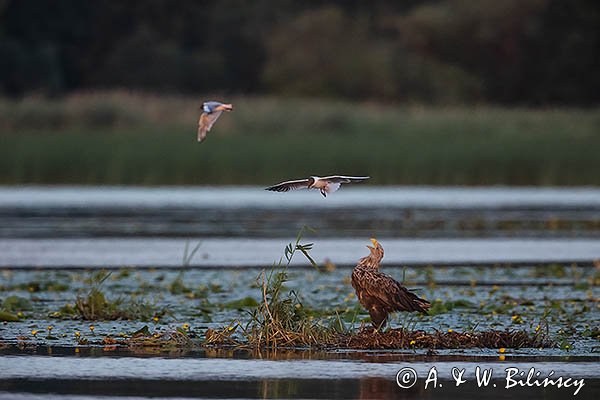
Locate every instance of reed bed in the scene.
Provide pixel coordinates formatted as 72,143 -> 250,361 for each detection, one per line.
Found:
1,91 -> 598,185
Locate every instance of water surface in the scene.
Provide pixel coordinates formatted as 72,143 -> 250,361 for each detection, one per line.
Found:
1,186 -> 598,399
0,352 -> 597,399
1,237 -> 599,268
1,186 -> 598,239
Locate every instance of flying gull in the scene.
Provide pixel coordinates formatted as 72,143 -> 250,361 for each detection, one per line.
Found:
197,101 -> 233,142
265,175 -> 369,197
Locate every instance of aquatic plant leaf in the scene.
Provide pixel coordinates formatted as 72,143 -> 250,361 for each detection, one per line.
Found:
1,296 -> 32,312
224,297 -> 259,309
182,240 -> 202,266
131,325 -> 151,337
0,311 -> 19,322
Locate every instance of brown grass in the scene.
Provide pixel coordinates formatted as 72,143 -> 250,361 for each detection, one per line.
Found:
202,327 -> 554,350
333,328 -> 553,350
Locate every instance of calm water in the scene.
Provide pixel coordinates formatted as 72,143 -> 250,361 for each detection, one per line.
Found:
0,186 -> 598,239
2,186 -> 599,208
1,238 -> 600,267
0,352 -> 598,399
0,186 -> 599,267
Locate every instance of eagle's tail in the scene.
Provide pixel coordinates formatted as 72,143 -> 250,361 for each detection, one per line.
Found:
411,294 -> 431,314
397,286 -> 431,314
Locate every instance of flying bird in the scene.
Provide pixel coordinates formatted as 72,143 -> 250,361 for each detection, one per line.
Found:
265,175 -> 369,197
351,239 -> 430,330
197,101 -> 233,142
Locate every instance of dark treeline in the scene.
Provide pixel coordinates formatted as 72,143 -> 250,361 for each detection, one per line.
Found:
1,0 -> 598,105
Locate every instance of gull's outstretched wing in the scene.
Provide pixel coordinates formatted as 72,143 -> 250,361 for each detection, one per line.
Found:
265,179 -> 310,192
324,182 -> 341,194
197,111 -> 223,142
322,175 -> 370,184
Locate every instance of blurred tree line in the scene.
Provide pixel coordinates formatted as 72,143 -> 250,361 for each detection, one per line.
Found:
0,0 -> 598,105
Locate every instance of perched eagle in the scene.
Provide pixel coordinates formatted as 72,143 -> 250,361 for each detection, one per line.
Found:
197,101 -> 233,142
265,175 -> 369,197
351,238 -> 430,329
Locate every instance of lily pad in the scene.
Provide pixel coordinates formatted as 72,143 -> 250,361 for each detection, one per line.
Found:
0,311 -> 19,322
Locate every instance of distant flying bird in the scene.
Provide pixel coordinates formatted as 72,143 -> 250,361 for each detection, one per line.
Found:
352,239 -> 430,329
197,101 -> 233,142
265,175 -> 369,197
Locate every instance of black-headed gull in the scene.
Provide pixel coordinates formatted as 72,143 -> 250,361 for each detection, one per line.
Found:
197,101 -> 233,142
265,175 -> 369,197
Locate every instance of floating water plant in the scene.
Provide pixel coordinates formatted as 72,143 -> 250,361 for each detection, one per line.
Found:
0,295 -> 31,321
0,256 -> 588,352
74,271 -> 163,321
0,311 -> 19,322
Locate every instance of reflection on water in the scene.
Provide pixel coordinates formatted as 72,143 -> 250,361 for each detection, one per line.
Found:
1,378 -> 598,399
2,354 -> 598,381
0,352 -> 598,399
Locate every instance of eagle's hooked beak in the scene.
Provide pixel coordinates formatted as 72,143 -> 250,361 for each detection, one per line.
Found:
367,238 -> 378,250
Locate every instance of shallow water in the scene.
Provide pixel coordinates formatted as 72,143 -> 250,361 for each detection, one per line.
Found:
2,237 -> 600,267
3,186 -> 600,208
1,185 -> 599,267
1,186 -> 598,239
1,266 -> 598,355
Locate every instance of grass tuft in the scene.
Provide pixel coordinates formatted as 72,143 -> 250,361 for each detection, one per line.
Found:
1,92 -> 599,185
238,228 -> 339,348
74,271 -> 163,321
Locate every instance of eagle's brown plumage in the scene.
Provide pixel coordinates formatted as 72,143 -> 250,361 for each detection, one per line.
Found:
351,238 -> 430,329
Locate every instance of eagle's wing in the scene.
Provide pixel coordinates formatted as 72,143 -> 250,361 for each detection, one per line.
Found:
265,179 -> 310,192
197,111 -> 223,142
358,271 -> 430,313
322,175 -> 370,184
